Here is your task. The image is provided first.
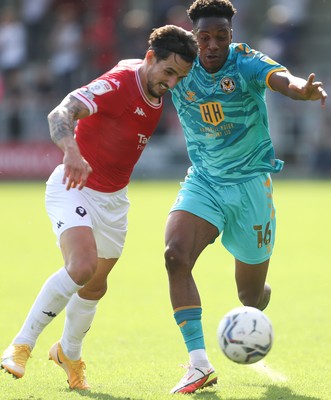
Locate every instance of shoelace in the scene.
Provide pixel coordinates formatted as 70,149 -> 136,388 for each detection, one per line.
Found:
178,364 -> 197,381
12,345 -> 31,366
70,360 -> 87,383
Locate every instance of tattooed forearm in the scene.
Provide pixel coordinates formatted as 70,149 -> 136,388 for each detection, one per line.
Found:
47,95 -> 89,145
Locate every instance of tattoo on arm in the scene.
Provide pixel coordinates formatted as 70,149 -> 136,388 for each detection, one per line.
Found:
48,95 -> 89,144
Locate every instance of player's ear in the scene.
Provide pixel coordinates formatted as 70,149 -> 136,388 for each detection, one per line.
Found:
145,49 -> 155,65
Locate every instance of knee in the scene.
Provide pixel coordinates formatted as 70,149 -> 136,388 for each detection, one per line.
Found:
79,281 -> 108,301
164,245 -> 190,275
93,281 -> 108,299
86,283 -> 107,300
67,253 -> 98,286
238,290 -> 261,308
238,284 -> 271,311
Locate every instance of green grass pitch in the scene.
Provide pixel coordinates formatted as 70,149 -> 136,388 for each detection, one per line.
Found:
0,180 -> 330,399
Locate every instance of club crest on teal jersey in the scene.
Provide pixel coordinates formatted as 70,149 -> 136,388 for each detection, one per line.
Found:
220,77 -> 236,93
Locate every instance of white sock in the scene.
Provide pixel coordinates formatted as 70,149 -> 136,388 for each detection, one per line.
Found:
13,268 -> 82,349
189,349 -> 211,368
60,293 -> 98,360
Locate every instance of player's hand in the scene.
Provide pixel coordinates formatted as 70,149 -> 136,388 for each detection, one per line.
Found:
62,152 -> 93,190
289,73 -> 328,108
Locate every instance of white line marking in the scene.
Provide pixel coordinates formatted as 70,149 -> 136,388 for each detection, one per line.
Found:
249,360 -> 288,382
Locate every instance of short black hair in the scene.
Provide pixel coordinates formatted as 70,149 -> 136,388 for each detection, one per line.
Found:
188,0 -> 237,27
148,25 -> 198,64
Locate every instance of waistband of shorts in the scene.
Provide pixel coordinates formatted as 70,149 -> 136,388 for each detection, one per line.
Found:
84,184 -> 128,198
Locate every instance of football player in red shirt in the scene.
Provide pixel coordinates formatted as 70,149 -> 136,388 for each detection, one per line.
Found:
1,25 -> 198,390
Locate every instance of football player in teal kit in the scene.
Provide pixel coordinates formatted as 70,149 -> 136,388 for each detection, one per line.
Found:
165,0 -> 327,394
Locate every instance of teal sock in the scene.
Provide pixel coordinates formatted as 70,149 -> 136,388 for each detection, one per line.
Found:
174,307 -> 205,352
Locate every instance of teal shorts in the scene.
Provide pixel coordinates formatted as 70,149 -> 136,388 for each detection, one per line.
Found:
170,172 -> 276,264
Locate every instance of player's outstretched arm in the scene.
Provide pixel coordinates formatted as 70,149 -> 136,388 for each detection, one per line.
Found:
48,95 -> 92,190
269,71 -> 328,108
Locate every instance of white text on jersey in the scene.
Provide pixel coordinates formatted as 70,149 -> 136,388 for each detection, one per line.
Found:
137,133 -> 150,150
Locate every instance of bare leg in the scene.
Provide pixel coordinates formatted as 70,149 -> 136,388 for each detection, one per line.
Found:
165,211 -> 219,308
165,211 -> 219,390
235,258 -> 271,310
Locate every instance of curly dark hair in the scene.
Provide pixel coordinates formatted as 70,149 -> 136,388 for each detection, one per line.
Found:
148,25 -> 198,63
187,0 -> 237,26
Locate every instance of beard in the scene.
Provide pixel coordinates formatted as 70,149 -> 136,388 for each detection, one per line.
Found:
146,80 -> 161,99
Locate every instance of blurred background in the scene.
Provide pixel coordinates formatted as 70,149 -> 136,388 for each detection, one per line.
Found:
0,0 -> 330,180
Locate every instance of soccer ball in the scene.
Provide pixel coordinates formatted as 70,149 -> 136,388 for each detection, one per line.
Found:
217,306 -> 274,364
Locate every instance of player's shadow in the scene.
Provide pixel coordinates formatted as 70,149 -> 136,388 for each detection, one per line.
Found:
59,384 -> 323,400
65,390 -> 144,400
258,385 -> 321,400
193,384 -> 322,400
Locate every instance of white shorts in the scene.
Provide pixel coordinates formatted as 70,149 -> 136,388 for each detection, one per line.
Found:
45,165 -> 130,259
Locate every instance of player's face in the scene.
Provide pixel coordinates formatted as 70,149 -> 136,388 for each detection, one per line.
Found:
194,17 -> 232,73
146,52 -> 192,99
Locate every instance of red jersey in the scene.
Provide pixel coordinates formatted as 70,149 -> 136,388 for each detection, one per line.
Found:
72,59 -> 163,192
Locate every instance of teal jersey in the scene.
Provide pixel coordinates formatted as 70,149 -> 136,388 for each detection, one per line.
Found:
171,43 -> 287,185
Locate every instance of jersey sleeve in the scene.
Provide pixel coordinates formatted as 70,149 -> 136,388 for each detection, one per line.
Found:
236,43 -> 287,90
71,74 -> 125,116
